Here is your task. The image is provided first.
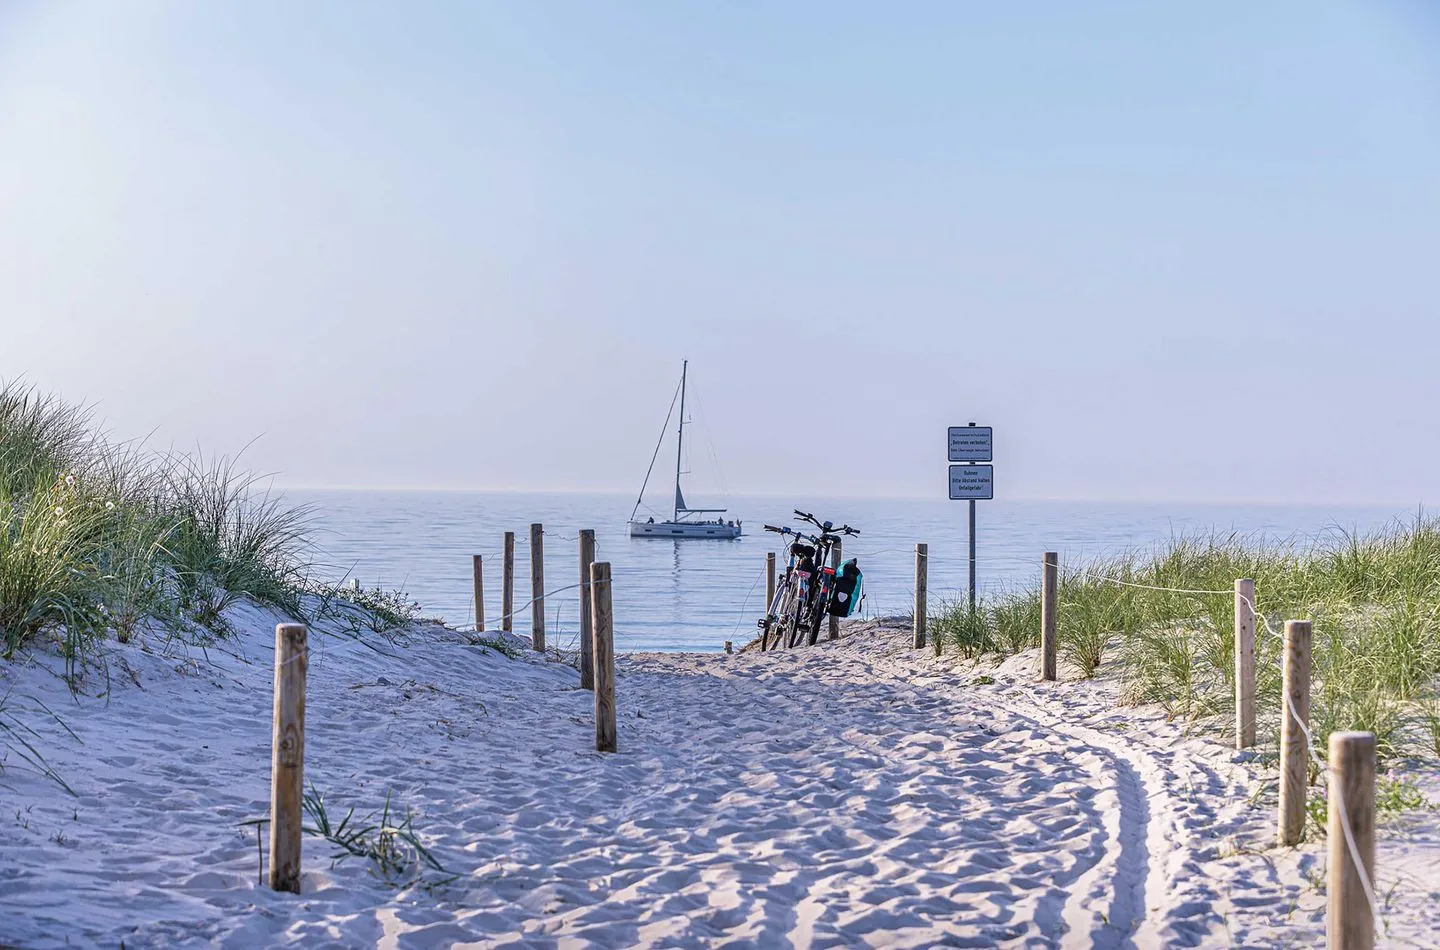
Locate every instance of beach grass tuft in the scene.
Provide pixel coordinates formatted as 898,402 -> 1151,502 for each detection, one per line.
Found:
0,380 -> 330,665
931,519 -> 1440,760
301,784 -> 450,884
471,632 -> 525,659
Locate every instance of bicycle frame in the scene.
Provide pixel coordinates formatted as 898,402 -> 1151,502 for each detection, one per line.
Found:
760,530 -> 821,649
761,512 -> 859,649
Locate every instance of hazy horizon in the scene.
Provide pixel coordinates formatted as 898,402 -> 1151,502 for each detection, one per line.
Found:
4,2 -> 1438,506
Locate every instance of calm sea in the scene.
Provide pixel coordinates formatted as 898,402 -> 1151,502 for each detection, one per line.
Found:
288,491 -> 1418,653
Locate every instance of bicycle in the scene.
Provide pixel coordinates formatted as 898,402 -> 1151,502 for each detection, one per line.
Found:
760,510 -> 860,649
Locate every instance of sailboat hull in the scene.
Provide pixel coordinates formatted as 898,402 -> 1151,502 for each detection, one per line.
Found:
629,520 -> 742,539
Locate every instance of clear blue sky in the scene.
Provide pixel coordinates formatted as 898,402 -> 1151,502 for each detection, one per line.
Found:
2,2 -> 1438,503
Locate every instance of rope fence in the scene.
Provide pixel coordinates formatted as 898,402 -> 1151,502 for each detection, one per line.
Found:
298,518 -> 1408,946
1075,565 -> 1389,946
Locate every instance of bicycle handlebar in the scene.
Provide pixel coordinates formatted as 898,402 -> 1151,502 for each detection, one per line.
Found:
790,510 -> 859,537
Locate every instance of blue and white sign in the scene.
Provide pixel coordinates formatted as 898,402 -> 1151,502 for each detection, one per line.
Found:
948,426 -> 993,462
948,464 -> 994,500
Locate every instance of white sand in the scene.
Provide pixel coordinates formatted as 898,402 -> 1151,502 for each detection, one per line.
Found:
2,606 -> 1437,948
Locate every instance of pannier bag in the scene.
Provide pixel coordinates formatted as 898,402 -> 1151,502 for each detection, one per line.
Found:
828,558 -> 863,617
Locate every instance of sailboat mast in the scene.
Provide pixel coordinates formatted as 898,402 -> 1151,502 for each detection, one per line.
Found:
674,360 -> 687,521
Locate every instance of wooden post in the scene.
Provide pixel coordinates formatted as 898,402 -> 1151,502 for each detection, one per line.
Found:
828,539 -> 842,641
725,640 -> 733,654
472,555 -> 485,632
1041,552 -> 1058,681
502,531 -> 515,633
590,561 -> 616,753
913,543 -> 927,648
530,522 -> 545,652
1328,731 -> 1376,950
269,623 -> 307,893
762,552 -> 776,652
1234,578 -> 1255,749
1279,619 -> 1312,846
579,529 -> 596,689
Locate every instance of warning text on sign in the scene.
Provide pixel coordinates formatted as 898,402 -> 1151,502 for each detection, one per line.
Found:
947,426 -> 993,462
948,464 -> 994,500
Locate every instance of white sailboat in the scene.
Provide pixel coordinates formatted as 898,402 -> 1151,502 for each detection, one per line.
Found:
628,361 -> 742,539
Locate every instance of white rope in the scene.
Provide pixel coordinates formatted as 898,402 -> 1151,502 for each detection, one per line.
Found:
727,564 -> 767,646
275,649 -> 309,668
1249,605 -> 1386,932
1081,569 -> 1232,597
456,580 -> 586,633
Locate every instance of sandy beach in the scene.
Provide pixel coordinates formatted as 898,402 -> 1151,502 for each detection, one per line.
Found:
2,602 -> 1437,949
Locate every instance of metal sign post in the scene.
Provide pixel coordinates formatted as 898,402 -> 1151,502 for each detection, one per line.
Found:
947,424 -> 993,612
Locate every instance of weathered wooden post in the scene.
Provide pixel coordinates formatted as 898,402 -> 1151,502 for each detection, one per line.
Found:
1328,731 -> 1376,950
472,555 -> 485,632
725,640 -> 733,654
913,543 -> 927,648
590,561 -> 616,753
1279,619 -> 1312,846
762,552 -> 777,651
828,538 -> 842,641
765,552 -> 777,607
502,531 -> 515,633
1041,552 -> 1058,681
530,522 -> 545,651
579,529 -> 596,690
269,623 -> 307,893
1235,578 -> 1255,749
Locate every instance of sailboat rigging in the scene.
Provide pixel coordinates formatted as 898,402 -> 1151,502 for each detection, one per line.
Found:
628,361 -> 742,539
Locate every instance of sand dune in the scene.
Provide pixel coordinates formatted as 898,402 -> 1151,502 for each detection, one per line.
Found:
1,607 -> 1436,948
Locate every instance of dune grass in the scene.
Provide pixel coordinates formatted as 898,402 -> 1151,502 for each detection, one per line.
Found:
931,520 -> 1440,761
0,381 -> 318,667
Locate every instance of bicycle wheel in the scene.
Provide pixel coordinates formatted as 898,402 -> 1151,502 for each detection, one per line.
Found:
804,574 -> 831,646
785,572 -> 811,648
766,567 -> 800,650
758,579 -> 779,650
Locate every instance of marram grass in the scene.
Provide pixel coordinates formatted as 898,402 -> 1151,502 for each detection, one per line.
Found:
931,521 -> 1440,761
0,380 -> 318,664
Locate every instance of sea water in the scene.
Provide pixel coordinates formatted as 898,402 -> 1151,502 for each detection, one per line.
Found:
290,490 -> 1418,653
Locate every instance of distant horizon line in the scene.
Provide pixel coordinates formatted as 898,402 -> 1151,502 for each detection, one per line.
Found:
272,484 -> 1432,510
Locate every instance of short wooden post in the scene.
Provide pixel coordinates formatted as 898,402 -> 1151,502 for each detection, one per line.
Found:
1279,619 -> 1312,846
828,539 -> 842,641
724,640 -> 733,654
530,522 -> 545,652
913,543 -> 927,648
1328,731 -> 1376,950
1234,578 -> 1255,749
472,555 -> 486,632
762,552 -> 776,651
269,623 -> 307,893
1041,552 -> 1058,681
590,561 -> 616,753
502,531 -> 515,633
579,529 -> 596,690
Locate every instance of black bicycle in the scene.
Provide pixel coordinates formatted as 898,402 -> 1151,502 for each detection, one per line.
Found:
760,510 -> 860,649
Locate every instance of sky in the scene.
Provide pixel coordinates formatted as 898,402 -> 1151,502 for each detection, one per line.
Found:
2,1 -> 1438,504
